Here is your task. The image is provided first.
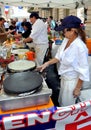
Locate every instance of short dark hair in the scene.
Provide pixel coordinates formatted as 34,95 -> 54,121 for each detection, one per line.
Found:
30,12 -> 39,19
23,22 -> 32,29
11,20 -> 16,25
49,16 -> 53,19
0,17 -> 5,21
21,22 -> 25,27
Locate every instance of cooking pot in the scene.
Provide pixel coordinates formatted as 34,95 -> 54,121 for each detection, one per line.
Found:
7,60 -> 36,73
3,71 -> 43,95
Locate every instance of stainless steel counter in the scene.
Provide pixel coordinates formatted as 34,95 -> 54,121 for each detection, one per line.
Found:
0,79 -> 52,111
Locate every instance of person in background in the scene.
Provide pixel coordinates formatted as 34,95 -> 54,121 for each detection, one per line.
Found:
48,16 -> 56,30
14,22 -> 32,39
14,18 -> 27,34
14,18 -> 21,33
45,18 -> 51,34
48,16 -> 56,38
59,18 -> 63,26
0,17 -> 14,43
4,20 -> 9,31
37,15 -> 90,107
23,12 -> 48,66
18,18 -> 27,34
9,20 -> 16,35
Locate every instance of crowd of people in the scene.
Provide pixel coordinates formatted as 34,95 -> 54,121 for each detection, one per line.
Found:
0,12 -> 90,107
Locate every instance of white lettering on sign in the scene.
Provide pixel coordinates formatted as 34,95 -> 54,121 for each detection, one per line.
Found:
3,115 -> 25,129
27,111 -> 51,126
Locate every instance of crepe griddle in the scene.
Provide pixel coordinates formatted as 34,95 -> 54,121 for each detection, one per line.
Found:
3,71 -> 43,95
7,60 -> 36,73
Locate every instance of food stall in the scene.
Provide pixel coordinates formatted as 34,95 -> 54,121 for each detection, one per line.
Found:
0,38 -> 53,129
0,38 -> 91,130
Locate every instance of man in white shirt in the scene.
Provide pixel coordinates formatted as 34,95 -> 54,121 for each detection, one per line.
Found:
23,12 -> 48,65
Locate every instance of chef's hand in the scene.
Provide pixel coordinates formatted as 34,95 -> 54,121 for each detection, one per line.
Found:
73,87 -> 81,98
36,62 -> 49,72
7,29 -> 15,34
23,39 -> 26,43
15,40 -> 22,45
23,37 -> 33,43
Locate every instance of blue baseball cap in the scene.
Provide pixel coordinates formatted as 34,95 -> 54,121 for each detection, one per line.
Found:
56,15 -> 81,31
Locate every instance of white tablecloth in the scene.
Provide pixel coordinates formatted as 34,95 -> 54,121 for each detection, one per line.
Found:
51,42 -> 61,58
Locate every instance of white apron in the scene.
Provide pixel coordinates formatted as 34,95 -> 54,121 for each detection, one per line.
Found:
58,76 -> 79,107
34,43 -> 48,66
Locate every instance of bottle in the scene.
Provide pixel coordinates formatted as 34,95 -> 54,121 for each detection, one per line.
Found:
7,46 -> 11,58
6,38 -> 10,44
10,37 -> 15,44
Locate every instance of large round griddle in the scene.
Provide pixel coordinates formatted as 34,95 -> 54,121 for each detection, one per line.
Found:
3,71 -> 43,95
7,60 -> 36,73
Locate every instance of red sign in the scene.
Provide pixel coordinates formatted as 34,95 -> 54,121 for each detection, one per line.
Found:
66,117 -> 91,130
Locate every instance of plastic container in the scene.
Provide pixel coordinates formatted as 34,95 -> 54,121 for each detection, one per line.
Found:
55,38 -> 62,45
25,51 -> 35,61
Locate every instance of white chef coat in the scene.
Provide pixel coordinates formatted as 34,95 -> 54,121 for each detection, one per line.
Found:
29,19 -> 48,65
55,37 -> 89,81
55,37 -> 90,106
4,22 -> 9,29
30,19 -> 48,45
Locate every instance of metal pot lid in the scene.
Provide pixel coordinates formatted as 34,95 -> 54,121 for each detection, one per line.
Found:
3,71 -> 43,94
8,60 -> 36,72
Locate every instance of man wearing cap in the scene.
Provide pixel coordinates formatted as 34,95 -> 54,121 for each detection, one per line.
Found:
23,12 -> 48,65
37,15 -> 89,106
